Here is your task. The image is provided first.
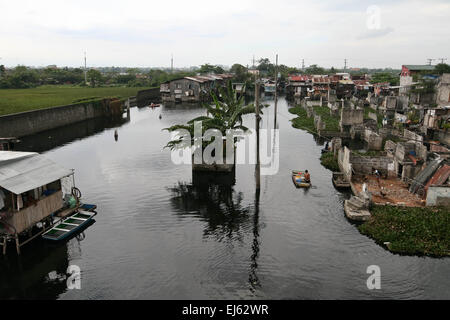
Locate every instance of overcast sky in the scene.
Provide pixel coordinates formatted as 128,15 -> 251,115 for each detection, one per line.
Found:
1,0 -> 449,69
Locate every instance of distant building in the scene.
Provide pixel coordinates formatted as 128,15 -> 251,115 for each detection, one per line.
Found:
286,75 -> 312,98
0,151 -> 74,253
400,65 -> 435,94
160,74 -> 233,103
436,74 -> 450,107
248,69 -> 260,76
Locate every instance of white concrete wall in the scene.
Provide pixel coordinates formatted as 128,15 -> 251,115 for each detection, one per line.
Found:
426,186 -> 450,206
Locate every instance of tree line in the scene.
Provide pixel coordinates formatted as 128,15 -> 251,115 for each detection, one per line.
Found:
1,61 -> 449,89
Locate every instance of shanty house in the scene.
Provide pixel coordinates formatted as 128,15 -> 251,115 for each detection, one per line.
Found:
160,74 -> 233,103
400,65 -> 435,94
286,75 -> 312,98
0,151 -> 74,254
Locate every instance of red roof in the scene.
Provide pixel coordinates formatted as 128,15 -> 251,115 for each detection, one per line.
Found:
289,75 -> 311,82
424,164 -> 450,198
312,76 -> 330,83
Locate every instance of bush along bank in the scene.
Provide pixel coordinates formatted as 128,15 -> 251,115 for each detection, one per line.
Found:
288,106 -> 316,133
358,205 -> 450,257
320,152 -> 339,172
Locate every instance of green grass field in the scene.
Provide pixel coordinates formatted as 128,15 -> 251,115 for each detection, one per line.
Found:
0,85 -> 149,116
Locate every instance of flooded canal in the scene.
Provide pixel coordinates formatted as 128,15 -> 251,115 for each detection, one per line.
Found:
1,97 -> 449,299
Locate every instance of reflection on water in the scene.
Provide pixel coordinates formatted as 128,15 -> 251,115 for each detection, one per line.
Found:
15,115 -> 129,153
0,221 -> 93,299
249,188 -> 261,293
169,183 -> 251,241
1,97 -> 449,300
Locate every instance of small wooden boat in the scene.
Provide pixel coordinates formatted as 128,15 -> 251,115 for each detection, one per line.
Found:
332,172 -> 350,189
79,203 -> 97,212
292,170 -> 311,188
42,210 -> 97,241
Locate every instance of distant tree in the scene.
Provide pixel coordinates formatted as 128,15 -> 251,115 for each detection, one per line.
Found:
126,68 -> 140,75
0,65 -> 5,77
116,74 -> 136,84
370,72 -> 399,86
198,64 -> 224,74
304,64 -> 326,75
87,69 -> 103,87
434,63 -> 450,75
278,64 -> 299,81
230,64 -> 249,82
0,66 -> 39,88
257,58 -> 275,75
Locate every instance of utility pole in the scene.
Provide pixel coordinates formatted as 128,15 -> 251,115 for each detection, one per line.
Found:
426,58 -> 434,66
171,53 -> 174,73
301,59 -> 305,72
254,71 -> 261,190
437,58 -> 447,64
84,51 -> 87,85
344,59 -> 347,71
274,54 -> 279,128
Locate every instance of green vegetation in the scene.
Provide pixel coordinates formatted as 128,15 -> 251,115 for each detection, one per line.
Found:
410,79 -> 436,95
352,150 -> 384,157
434,63 -> 450,75
198,64 -> 225,75
370,72 -> 400,86
314,106 -> 340,131
359,206 -> 450,257
0,65 -> 195,89
320,152 -> 339,171
0,85 -> 147,115
289,106 -> 316,132
164,81 -> 257,150
289,105 -> 340,132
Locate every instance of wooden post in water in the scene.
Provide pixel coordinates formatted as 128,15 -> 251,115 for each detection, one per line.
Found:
255,73 -> 261,190
274,54 -> 279,128
15,234 -> 20,255
1,236 -> 6,255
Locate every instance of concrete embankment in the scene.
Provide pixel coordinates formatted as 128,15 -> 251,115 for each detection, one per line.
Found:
136,87 -> 161,107
0,98 -> 124,138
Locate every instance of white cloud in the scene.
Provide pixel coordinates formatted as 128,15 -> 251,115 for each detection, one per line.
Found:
1,0 -> 449,68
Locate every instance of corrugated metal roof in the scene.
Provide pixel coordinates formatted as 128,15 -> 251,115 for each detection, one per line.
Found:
428,164 -> 450,186
184,76 -> 207,83
409,159 -> 443,194
0,151 -> 73,194
403,65 -> 435,71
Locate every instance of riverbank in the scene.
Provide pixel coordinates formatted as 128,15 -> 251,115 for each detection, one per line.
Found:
288,100 -> 448,258
320,152 -> 339,171
358,205 -> 449,257
0,85 -> 151,116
